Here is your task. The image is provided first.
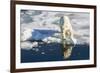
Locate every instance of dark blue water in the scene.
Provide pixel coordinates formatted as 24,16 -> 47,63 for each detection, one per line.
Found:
21,44 -> 89,63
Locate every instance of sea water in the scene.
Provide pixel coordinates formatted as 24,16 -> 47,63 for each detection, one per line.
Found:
21,44 -> 89,63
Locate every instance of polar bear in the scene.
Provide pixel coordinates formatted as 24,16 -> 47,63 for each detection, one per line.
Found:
62,16 -> 76,59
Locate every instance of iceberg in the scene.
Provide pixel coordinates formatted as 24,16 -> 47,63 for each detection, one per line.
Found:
31,29 -> 59,41
31,30 -> 44,40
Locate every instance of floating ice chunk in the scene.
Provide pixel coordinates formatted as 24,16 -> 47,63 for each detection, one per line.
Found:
71,37 -> 77,45
21,28 -> 33,41
42,37 -> 61,43
41,52 -> 45,55
32,42 -> 38,47
21,41 -> 38,50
